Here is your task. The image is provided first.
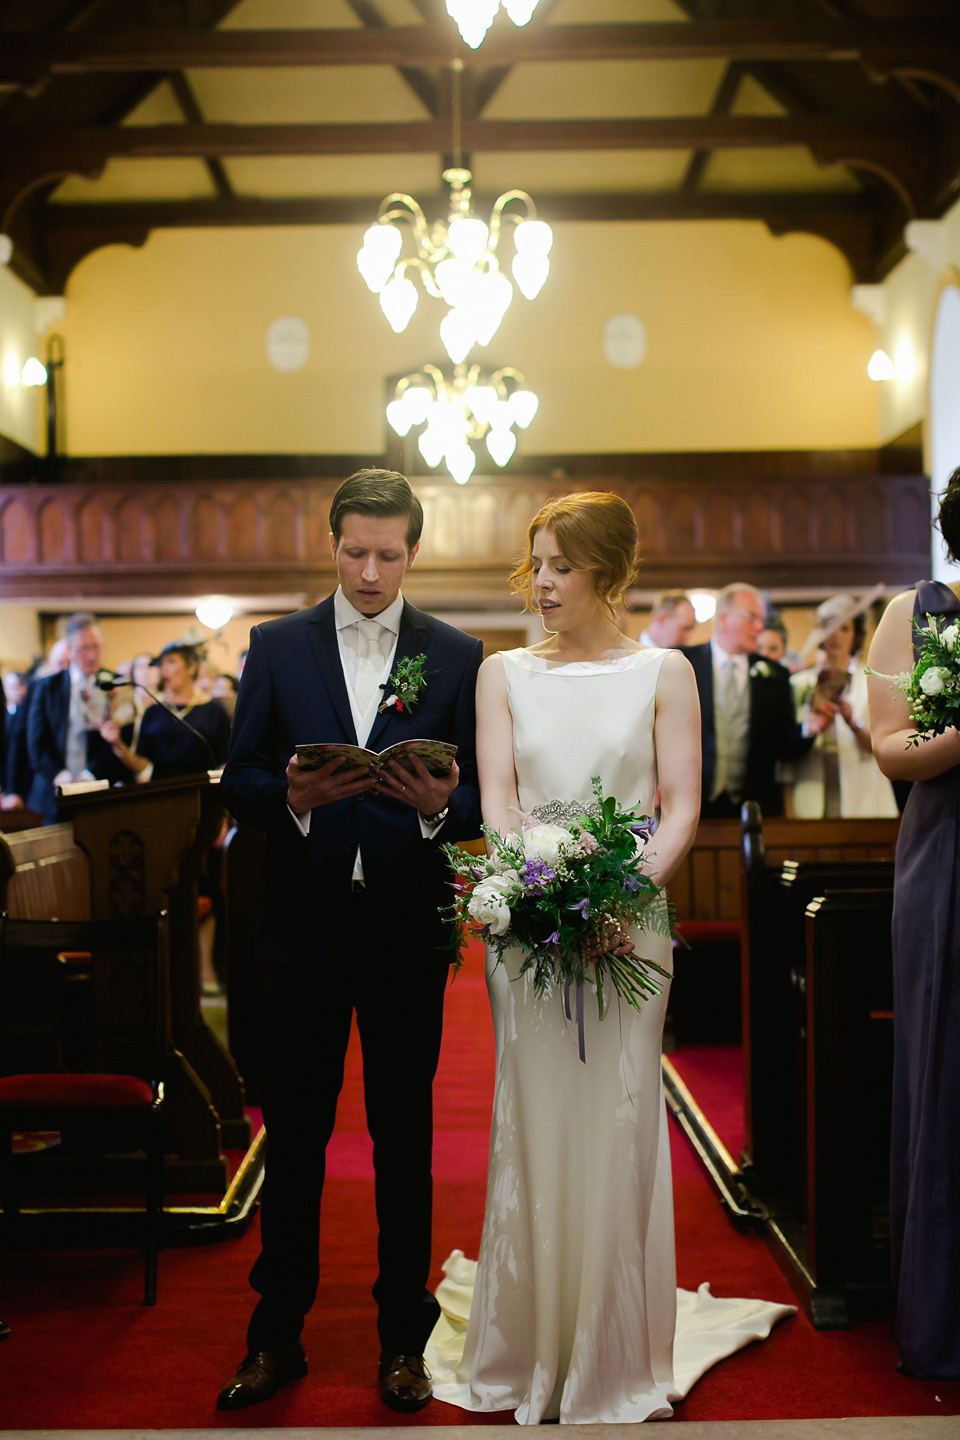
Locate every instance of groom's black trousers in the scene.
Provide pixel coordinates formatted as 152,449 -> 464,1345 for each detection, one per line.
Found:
247,889 -> 449,1357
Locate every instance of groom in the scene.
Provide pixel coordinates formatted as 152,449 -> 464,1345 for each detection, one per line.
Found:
216,470 -> 483,1413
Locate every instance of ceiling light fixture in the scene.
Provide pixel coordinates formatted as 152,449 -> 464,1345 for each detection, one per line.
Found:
357,62 -> 552,364
195,597 -> 234,631
387,363 -> 538,486
446,0 -> 541,50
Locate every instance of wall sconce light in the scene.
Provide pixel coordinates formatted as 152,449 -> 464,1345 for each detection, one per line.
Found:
195,597 -> 234,631
21,356 -> 47,387
867,349 -> 895,382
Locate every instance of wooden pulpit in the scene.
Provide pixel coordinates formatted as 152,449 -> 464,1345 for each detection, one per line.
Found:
58,773 -> 250,1192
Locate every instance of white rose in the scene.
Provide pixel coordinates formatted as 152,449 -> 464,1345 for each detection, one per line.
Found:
942,623 -> 959,653
521,823 -> 574,867
468,879 -> 512,935
919,666 -> 948,696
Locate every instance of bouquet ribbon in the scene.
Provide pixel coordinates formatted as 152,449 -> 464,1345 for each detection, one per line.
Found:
563,972 -> 586,1064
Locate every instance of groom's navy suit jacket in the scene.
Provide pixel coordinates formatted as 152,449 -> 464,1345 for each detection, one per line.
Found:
220,594 -> 483,966
682,642 -> 810,819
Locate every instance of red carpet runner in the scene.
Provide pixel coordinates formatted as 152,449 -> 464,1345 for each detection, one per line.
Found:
1,945 -> 957,1426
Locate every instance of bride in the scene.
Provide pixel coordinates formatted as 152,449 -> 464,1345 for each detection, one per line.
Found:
428,491 -> 794,1424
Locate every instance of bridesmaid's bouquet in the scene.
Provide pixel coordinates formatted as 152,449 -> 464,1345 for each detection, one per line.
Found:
867,613 -> 960,746
442,778 -> 675,1061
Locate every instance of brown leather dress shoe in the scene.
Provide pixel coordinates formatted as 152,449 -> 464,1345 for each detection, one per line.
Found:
378,1352 -> 433,1412
216,1341 -> 307,1410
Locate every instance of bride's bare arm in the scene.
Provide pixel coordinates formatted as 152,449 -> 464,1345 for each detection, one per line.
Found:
867,590 -> 960,782
645,650 -> 702,887
476,654 -> 521,839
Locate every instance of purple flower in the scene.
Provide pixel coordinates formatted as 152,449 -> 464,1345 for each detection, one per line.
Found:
567,897 -> 591,920
543,930 -> 560,949
630,821 -> 653,845
622,873 -> 640,894
520,857 -> 555,893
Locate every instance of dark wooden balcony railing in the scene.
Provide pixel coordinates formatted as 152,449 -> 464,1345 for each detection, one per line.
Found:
0,457 -> 931,606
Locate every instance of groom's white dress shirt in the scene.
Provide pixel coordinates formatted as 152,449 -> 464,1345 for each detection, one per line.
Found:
290,589 -> 445,872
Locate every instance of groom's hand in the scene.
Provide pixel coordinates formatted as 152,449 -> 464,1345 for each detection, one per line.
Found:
378,754 -> 458,817
286,753 -> 378,814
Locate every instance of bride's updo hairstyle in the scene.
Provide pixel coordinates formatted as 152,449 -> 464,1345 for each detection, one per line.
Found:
510,491 -> 641,616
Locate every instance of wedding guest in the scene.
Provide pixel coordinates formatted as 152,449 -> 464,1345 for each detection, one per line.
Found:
682,583 -> 812,818
103,642 -> 230,781
638,590 -> 696,648
787,593 -> 897,818
867,466 -> 960,1380
26,613 -> 134,824
756,619 -> 788,663
214,469 -> 483,1413
1,671 -> 28,810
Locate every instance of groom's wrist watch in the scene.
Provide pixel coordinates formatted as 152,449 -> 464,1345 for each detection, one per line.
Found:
421,806 -> 449,827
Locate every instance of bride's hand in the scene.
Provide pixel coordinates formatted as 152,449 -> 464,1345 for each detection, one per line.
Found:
586,917 -> 635,963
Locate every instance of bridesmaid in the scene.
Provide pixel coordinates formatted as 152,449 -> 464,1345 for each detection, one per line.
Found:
867,465 -> 960,1378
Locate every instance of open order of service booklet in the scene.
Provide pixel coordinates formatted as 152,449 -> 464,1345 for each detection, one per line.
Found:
295,738 -> 457,778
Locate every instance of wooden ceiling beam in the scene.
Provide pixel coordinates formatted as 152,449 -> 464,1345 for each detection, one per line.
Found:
0,114 -> 924,163
1,20 -> 959,83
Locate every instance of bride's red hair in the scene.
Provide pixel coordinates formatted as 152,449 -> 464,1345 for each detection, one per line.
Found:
510,491 -> 641,615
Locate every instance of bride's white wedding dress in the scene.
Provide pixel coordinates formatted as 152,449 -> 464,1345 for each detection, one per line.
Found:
427,648 -> 794,1424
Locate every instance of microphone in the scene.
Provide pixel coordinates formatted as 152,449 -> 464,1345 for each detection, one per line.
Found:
97,673 -> 218,767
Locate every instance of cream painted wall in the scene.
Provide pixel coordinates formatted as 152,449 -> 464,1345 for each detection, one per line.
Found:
866,196 -> 960,449
0,268 -> 44,453
52,217 -> 879,458
0,605 -> 44,671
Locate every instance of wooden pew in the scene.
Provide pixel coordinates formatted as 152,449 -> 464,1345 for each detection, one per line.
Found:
804,889 -> 895,1316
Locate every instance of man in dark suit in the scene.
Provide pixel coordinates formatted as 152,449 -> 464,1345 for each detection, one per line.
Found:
216,470 -> 483,1414
26,613 -> 133,824
683,583 -> 812,819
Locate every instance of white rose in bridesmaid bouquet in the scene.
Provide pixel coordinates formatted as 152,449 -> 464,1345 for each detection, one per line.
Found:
468,878 -> 513,935
919,666 -> 949,696
941,622 -> 959,652
521,824 -> 574,867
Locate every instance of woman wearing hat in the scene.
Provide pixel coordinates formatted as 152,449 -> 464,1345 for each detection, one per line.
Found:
786,592 -> 898,818
102,640 -> 230,781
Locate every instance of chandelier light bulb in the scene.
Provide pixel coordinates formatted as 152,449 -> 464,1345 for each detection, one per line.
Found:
403,385 -> 433,425
386,399 -> 414,437
508,388 -> 539,428
512,252 -> 550,302
418,425 -> 446,469
435,257 -> 474,309
357,223 -> 402,292
446,0 -> 499,48
465,383 -> 498,427
503,0 -> 540,23
513,219 -> 553,256
448,216 -> 490,266
470,272 -> 513,347
486,427 -> 517,466
380,274 -> 419,333
440,309 -> 477,365
447,444 -> 477,486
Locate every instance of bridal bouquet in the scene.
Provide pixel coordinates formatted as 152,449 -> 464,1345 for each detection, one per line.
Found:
442,778 -> 675,1061
867,613 -> 960,746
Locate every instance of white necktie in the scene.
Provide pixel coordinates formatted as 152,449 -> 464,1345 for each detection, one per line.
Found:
355,618 -> 383,715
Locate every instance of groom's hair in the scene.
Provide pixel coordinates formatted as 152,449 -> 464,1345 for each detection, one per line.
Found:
329,469 -> 424,550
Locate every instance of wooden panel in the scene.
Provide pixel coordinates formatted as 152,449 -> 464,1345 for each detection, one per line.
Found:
0,463 -> 932,604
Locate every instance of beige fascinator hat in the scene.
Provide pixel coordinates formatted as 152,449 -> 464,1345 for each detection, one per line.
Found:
800,583 -> 887,662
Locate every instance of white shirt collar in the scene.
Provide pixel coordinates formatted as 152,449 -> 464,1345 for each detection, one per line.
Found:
69,661 -> 88,687
710,638 -> 747,671
333,586 -> 404,638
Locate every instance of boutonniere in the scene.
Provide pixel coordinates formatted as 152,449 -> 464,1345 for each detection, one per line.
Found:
379,652 -> 430,714
749,660 -> 775,680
